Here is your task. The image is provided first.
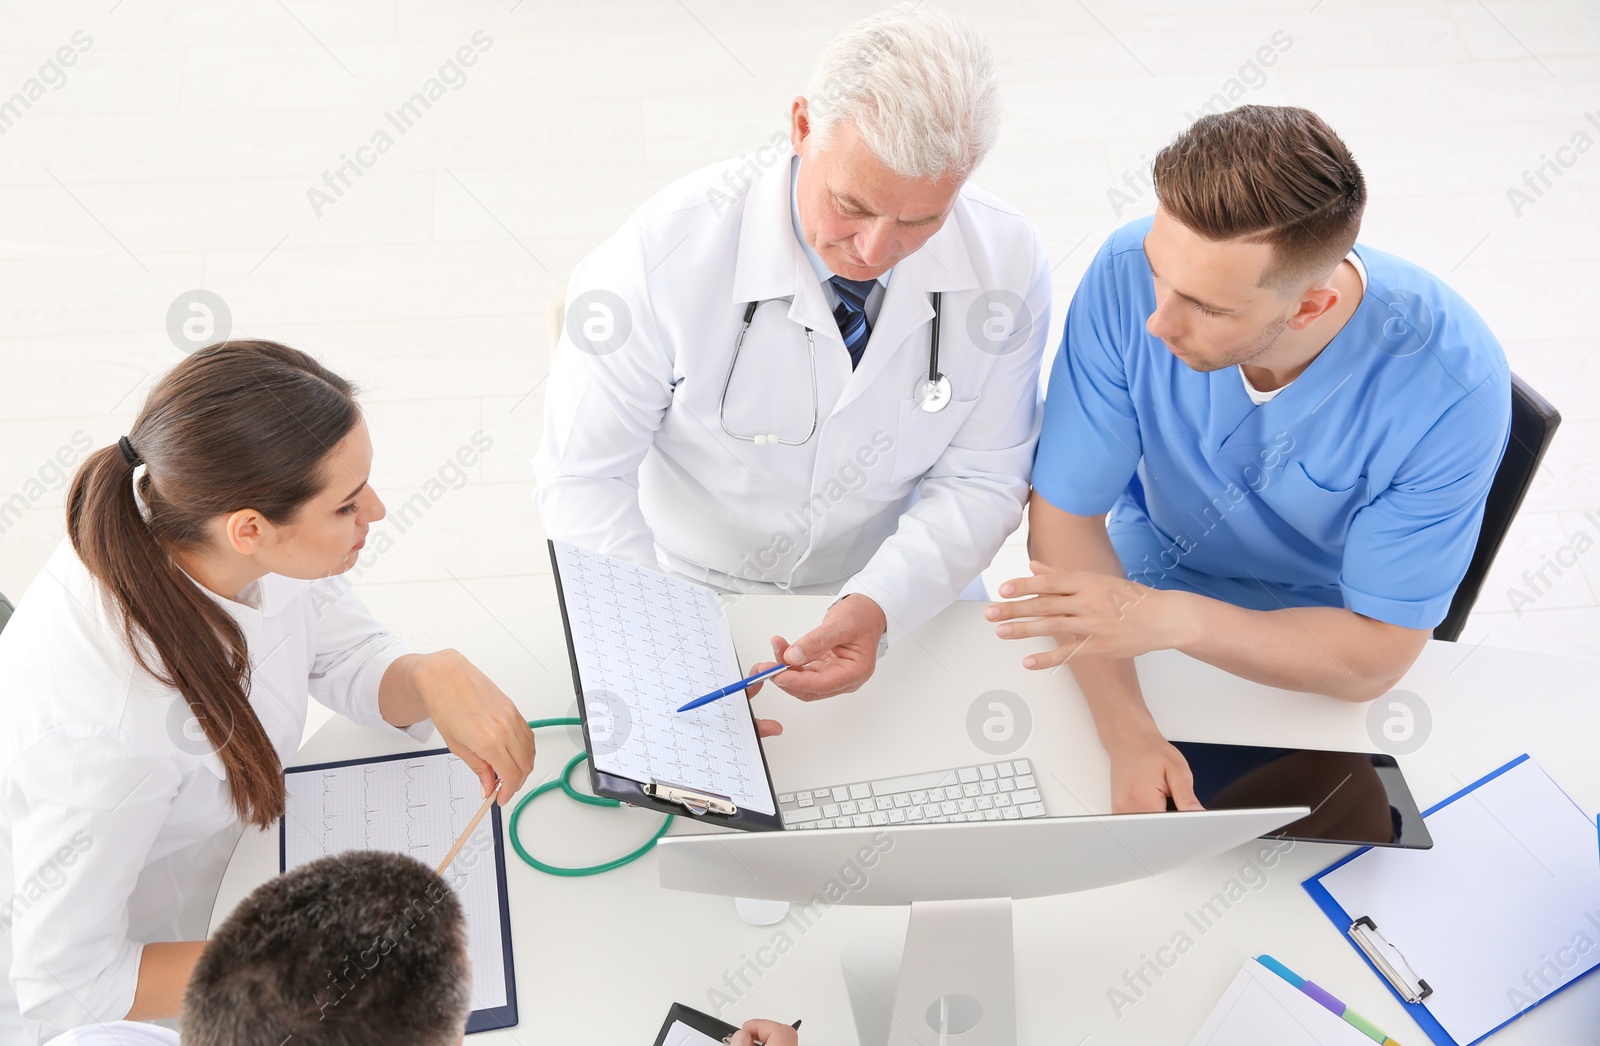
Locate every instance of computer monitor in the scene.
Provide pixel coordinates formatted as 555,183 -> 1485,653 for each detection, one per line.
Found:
657,807 -> 1308,1045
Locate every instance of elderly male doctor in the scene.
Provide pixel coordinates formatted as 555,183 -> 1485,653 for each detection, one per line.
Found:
535,5 -> 1049,699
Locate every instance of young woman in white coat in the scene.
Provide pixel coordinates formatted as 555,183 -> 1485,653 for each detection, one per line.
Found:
0,340 -> 537,1044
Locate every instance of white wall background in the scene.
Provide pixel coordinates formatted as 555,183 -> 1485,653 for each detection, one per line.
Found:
1,1 -> 1595,746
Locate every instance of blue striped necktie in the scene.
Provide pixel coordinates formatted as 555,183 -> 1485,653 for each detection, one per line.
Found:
830,276 -> 876,369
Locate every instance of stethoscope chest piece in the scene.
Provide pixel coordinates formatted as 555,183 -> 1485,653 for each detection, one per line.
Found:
917,373 -> 952,413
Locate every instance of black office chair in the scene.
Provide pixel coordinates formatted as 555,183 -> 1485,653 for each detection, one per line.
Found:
0,591 -> 12,636
1433,373 -> 1561,641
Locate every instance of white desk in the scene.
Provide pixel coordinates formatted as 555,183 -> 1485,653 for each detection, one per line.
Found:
211,596 -> 1600,1044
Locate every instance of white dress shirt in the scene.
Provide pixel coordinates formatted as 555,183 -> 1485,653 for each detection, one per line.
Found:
0,538 -> 432,1045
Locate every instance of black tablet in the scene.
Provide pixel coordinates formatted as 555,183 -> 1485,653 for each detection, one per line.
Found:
1169,740 -> 1433,849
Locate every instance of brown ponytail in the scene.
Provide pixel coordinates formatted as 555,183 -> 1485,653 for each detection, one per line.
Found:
67,340 -> 360,828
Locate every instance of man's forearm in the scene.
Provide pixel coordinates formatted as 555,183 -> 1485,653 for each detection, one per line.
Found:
1069,654 -> 1162,748
1024,492 -> 1426,704
1168,593 -> 1427,702
1025,492 -> 1156,746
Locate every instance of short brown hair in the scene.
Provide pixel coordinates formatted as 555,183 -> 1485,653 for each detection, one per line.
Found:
182,851 -> 472,1046
1152,105 -> 1366,293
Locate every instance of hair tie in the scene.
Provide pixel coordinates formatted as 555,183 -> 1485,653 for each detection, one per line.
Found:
118,436 -> 144,468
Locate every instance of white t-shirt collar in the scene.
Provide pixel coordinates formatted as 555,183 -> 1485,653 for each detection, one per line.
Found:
1239,251 -> 1367,405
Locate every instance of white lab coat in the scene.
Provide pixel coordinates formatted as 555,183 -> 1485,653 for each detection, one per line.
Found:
535,150 -> 1051,644
0,538 -> 432,1045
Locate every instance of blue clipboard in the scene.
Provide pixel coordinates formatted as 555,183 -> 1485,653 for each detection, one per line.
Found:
281,747 -> 519,1035
1301,753 -> 1599,1046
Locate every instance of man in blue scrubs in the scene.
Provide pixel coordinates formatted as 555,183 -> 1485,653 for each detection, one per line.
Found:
988,106 -> 1510,813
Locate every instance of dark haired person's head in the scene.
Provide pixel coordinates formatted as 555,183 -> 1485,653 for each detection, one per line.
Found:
182,851 -> 472,1046
1144,104 -> 1367,373
67,340 -> 386,827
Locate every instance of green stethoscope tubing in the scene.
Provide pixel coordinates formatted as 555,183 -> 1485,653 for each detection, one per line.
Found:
507,717 -> 674,877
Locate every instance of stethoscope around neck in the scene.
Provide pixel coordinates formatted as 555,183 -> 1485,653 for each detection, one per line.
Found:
718,291 -> 951,446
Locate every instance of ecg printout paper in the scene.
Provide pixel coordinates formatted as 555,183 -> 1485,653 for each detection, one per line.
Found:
552,540 -> 775,816
282,752 -> 509,1012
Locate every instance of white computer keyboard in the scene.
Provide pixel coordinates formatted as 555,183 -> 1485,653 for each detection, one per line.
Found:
778,759 -> 1046,829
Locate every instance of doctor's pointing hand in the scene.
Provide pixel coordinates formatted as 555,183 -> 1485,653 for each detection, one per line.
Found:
747,593 -> 888,700
535,6 -> 1051,698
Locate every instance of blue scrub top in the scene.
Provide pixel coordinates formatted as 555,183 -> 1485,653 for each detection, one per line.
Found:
1034,216 -> 1511,631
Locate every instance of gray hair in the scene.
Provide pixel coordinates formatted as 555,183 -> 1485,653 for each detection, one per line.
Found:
804,4 -> 1001,180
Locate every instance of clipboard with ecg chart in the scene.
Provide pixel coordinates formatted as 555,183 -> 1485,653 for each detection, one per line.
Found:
548,539 -> 784,832
280,748 -> 519,1034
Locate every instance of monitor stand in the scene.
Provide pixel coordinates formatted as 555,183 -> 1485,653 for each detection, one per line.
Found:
842,898 -> 1016,1046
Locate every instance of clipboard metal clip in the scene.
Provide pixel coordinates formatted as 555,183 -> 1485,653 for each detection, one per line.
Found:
645,780 -> 737,817
1349,915 -> 1432,1003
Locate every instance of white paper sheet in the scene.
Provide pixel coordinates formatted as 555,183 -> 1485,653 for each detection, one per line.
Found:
1318,758 -> 1600,1043
662,1021 -> 727,1046
282,752 -> 509,1012
553,540 -> 774,816
1189,959 -> 1376,1045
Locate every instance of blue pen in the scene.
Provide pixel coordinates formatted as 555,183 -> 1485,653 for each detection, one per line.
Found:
677,664 -> 791,712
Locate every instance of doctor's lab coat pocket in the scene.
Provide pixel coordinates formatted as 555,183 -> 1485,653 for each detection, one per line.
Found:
1264,462 -> 1372,551
887,396 -> 980,487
